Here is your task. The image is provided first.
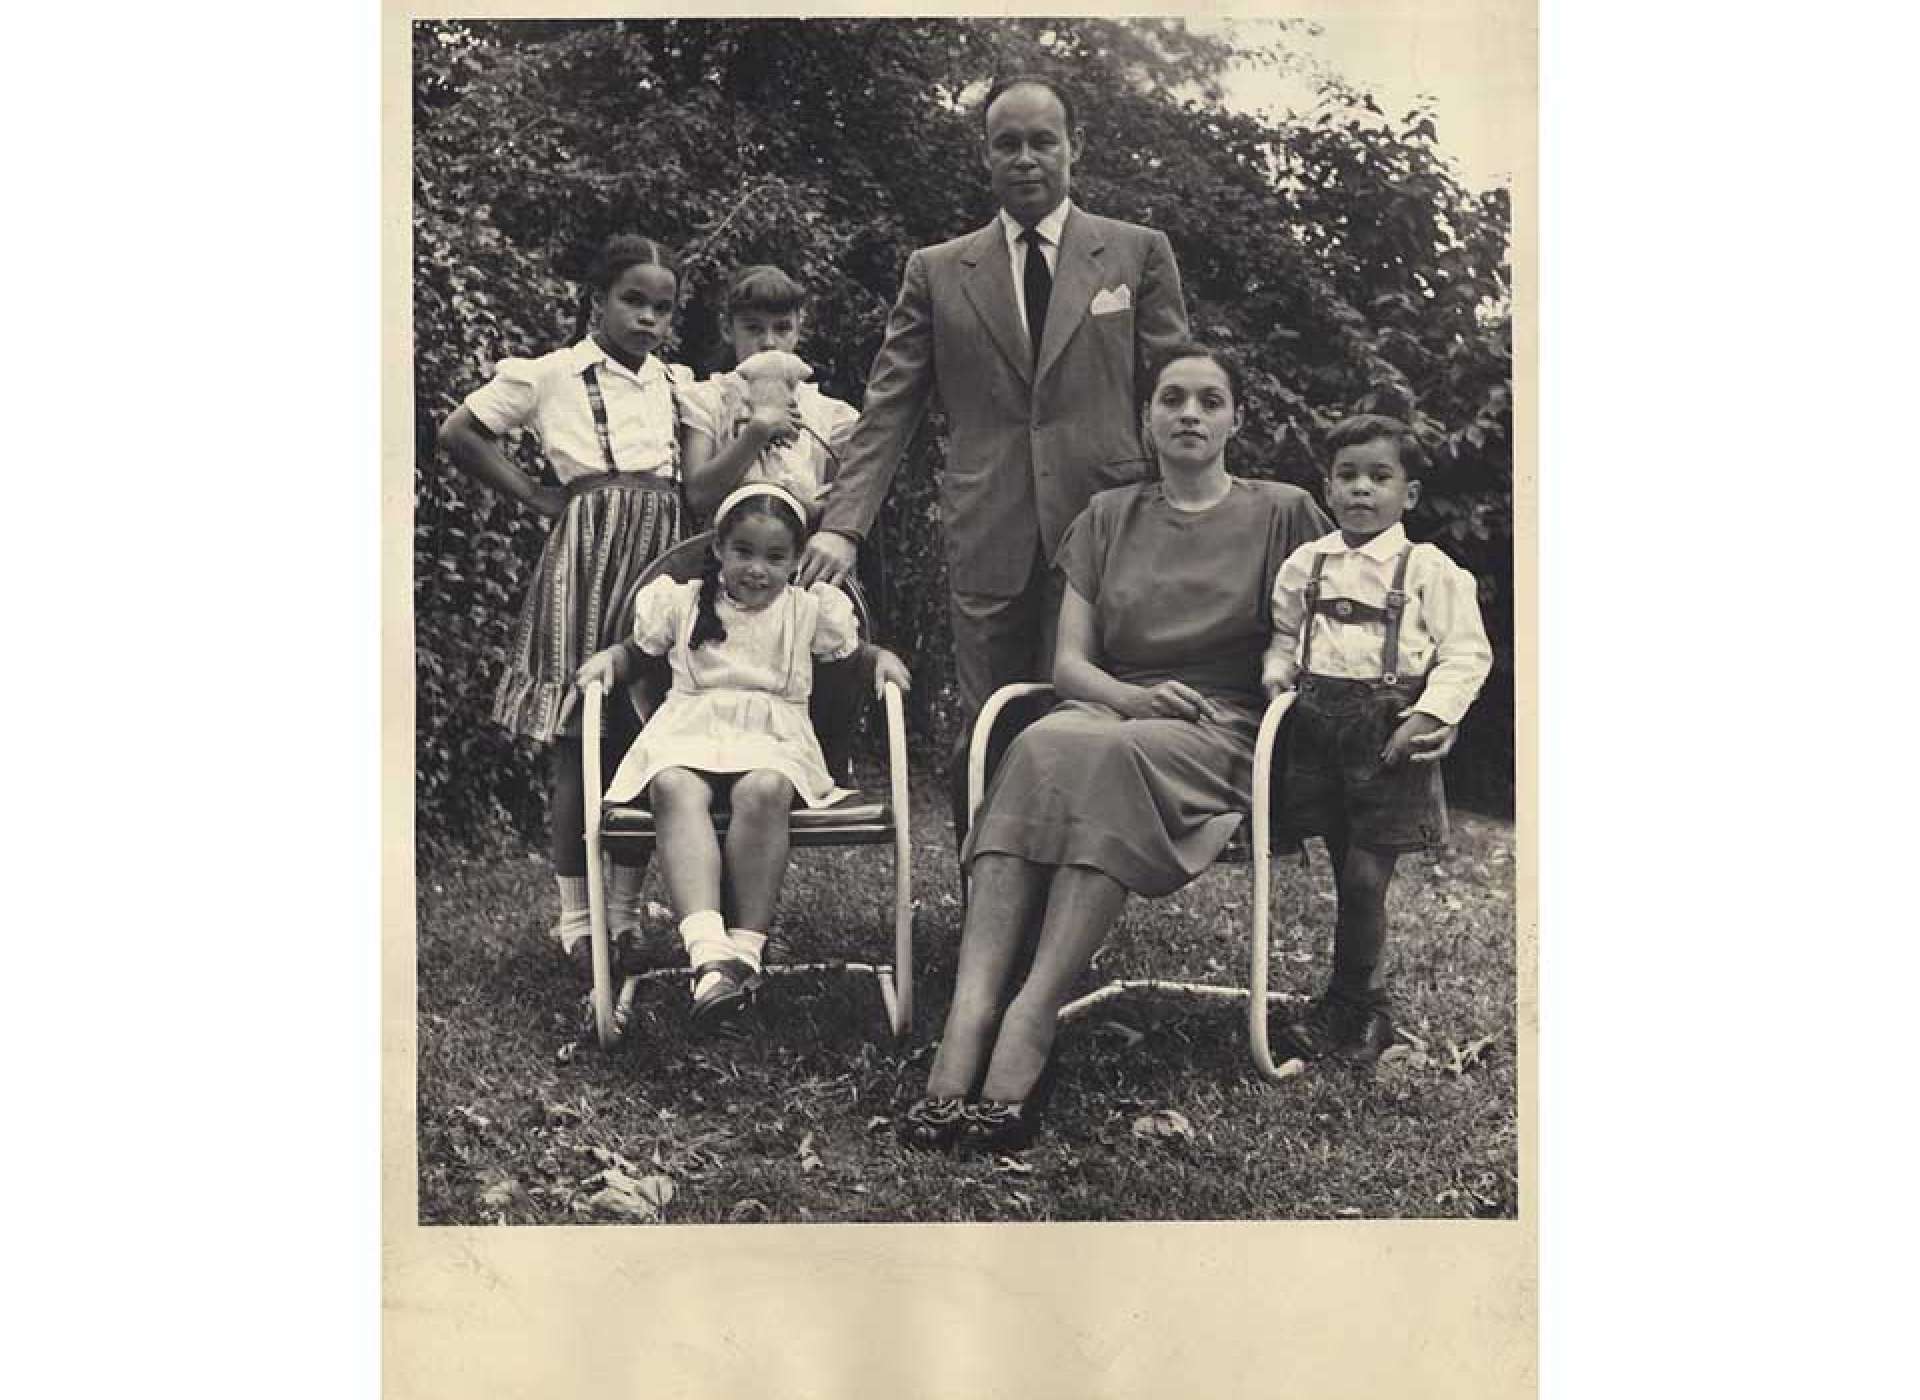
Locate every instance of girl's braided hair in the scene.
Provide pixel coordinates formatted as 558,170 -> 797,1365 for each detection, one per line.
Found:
689,491 -> 808,650
573,234 -> 680,341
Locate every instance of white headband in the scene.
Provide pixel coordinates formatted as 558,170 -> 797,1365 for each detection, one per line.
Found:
713,481 -> 807,531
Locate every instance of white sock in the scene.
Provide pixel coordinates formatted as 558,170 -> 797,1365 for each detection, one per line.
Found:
608,863 -> 648,935
729,929 -> 768,974
677,910 -> 732,968
555,875 -> 592,952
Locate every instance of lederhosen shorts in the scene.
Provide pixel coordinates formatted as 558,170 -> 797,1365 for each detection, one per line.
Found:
1279,546 -> 1449,854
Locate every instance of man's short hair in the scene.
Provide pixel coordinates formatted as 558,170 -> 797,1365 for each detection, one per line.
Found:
980,73 -> 1078,136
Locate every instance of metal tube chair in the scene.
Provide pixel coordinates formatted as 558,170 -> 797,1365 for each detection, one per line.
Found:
579,533 -> 913,1050
966,684 -> 1308,1084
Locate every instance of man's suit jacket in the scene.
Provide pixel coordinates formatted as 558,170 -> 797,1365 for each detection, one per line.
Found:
821,209 -> 1190,597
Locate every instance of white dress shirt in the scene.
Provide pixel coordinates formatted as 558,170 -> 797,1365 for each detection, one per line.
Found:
1263,523 -> 1493,726
998,198 -> 1071,353
463,339 -> 683,485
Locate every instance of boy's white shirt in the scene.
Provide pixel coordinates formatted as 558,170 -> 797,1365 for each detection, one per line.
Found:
1262,522 -> 1493,727
679,375 -> 858,509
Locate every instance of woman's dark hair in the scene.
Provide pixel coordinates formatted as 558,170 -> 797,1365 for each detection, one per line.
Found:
725,264 -> 806,318
980,73 -> 1077,135
572,234 -> 680,339
1139,341 -> 1244,414
1323,413 -> 1432,482
689,492 -> 808,650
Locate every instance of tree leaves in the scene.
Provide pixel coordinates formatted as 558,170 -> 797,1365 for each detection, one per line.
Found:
411,18 -> 1516,834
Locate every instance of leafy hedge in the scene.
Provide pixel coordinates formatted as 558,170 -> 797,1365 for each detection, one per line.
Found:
412,18 -> 1515,847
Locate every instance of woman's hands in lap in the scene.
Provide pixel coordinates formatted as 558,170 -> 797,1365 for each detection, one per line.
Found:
1123,680 -> 1227,724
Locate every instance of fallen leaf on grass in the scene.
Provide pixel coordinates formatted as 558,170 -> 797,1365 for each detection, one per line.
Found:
581,1168 -> 675,1221
864,1116 -> 890,1134
1376,1043 -> 1433,1076
478,1177 -> 523,1210
1131,1109 -> 1196,1144
1445,1035 -> 1496,1076
728,1198 -> 770,1223
991,1156 -> 1037,1175
797,1132 -> 823,1173
453,1105 -> 491,1132
576,1143 -> 642,1175
1095,1019 -> 1146,1049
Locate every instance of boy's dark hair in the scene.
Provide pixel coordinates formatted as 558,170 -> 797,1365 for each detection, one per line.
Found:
980,73 -> 1077,135
690,493 -> 808,650
1139,340 -> 1243,414
725,264 -> 806,318
1324,414 -> 1431,482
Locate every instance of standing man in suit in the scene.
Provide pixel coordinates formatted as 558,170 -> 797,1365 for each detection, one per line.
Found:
797,73 -> 1191,838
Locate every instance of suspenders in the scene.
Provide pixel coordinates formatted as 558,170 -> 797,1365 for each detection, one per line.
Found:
1300,546 -> 1413,685
582,362 -> 683,478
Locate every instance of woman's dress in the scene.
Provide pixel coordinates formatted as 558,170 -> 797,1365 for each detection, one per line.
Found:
962,478 -> 1331,896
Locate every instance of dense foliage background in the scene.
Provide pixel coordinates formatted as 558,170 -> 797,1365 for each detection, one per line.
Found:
412,18 -> 1515,847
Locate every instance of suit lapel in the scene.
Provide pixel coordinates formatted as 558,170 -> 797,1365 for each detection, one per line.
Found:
1035,211 -> 1104,387
959,220 -> 1032,387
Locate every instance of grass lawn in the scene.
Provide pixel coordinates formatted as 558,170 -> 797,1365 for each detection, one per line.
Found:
416,771 -> 1518,1225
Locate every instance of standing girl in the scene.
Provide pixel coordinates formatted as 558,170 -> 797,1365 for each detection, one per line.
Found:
436,233 -> 705,981
575,483 -> 912,1028
676,264 -> 859,522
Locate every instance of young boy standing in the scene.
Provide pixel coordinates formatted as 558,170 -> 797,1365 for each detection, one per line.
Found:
1262,415 -> 1494,1063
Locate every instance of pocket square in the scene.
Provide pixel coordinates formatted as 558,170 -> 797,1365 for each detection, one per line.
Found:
1089,284 -> 1133,316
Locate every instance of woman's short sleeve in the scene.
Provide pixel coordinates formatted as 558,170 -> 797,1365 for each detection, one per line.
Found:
806,582 -> 862,662
1052,502 -> 1104,604
1264,485 -> 1335,599
630,577 -> 691,655
463,356 -> 544,435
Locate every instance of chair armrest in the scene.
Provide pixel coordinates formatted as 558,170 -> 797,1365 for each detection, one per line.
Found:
582,680 -> 607,821
966,682 -> 1057,830
1250,691 -> 1296,857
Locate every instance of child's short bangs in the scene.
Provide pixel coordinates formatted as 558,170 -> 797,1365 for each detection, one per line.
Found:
726,265 -> 806,316
1325,413 -> 1431,480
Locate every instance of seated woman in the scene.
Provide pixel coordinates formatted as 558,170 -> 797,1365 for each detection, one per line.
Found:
901,343 -> 1334,1152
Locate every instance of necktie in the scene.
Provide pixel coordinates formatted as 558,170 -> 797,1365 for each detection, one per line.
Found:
1021,228 -> 1052,363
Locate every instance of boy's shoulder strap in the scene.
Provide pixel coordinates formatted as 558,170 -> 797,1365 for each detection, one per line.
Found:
1380,545 -> 1415,684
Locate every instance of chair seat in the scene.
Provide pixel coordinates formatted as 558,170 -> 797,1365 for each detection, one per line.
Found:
601,792 -> 895,846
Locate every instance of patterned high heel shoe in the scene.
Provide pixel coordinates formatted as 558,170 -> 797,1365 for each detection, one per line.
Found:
959,1055 -> 1059,1153
896,1096 -> 969,1151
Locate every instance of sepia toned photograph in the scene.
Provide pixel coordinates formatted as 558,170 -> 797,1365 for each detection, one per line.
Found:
404,9 -> 1524,1229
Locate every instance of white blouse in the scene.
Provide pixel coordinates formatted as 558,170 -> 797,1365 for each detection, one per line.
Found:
463,339 -> 685,485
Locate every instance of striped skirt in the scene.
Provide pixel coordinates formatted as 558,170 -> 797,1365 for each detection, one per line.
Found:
491,473 -> 683,743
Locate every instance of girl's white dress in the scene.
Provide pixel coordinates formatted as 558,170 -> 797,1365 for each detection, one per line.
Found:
603,576 -> 861,808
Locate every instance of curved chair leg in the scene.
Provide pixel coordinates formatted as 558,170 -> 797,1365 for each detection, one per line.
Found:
963,682 -> 1056,906
580,681 -> 618,1050
1248,694 -> 1306,1084
883,680 -> 913,1037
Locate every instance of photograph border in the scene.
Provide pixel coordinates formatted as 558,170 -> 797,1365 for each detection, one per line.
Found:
383,2 -> 1537,1393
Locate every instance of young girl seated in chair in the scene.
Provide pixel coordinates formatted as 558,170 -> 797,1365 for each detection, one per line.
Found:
574,483 -> 912,1029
